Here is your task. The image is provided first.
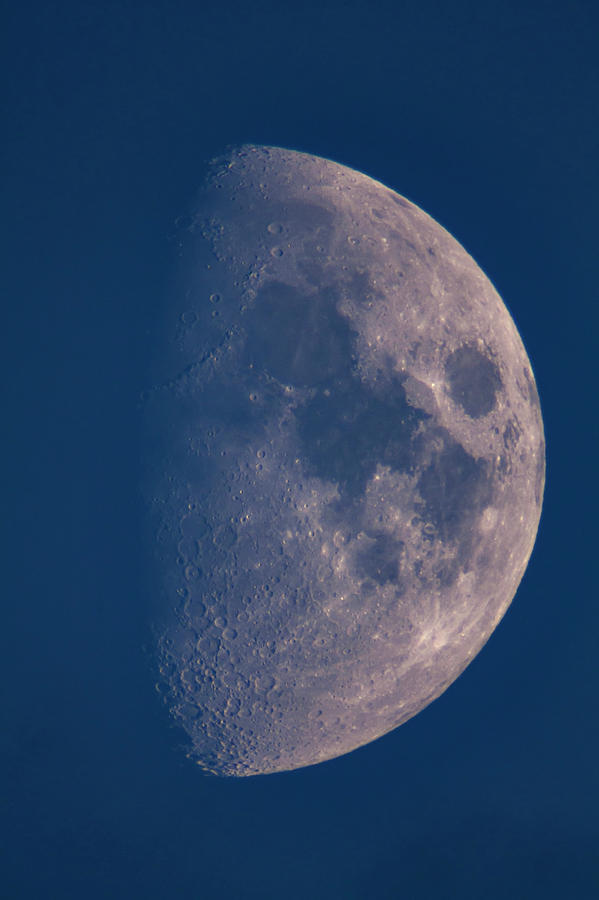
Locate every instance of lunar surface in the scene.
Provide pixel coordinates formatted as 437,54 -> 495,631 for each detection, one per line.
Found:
142,145 -> 545,776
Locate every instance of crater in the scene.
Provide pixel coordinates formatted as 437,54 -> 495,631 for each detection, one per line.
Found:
535,437 -> 546,505
388,191 -> 410,210
523,366 -> 542,414
356,532 -> 404,586
503,418 -> 520,452
445,344 -> 502,418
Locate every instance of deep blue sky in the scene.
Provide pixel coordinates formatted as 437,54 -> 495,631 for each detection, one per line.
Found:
3,2 -> 598,898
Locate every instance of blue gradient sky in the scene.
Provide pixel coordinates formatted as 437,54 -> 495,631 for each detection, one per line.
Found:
3,2 -> 597,897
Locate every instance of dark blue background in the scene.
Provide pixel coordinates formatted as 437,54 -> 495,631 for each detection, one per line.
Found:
3,1 -> 597,897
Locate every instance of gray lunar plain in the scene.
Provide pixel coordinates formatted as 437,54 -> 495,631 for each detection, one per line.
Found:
142,145 -> 545,775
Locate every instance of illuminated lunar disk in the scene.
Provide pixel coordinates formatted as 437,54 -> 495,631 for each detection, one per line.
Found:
142,145 -> 545,776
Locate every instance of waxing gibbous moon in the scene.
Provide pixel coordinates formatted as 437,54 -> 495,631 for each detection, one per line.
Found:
142,145 -> 545,776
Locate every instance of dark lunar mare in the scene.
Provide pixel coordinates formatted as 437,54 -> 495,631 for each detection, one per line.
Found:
245,278 -> 496,593
295,376 -> 428,498
445,344 -> 502,418
244,281 -> 357,388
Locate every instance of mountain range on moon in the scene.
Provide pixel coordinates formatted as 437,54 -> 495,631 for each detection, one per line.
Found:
142,145 -> 545,776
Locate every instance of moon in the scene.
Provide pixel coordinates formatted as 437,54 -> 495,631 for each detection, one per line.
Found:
142,145 -> 545,776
